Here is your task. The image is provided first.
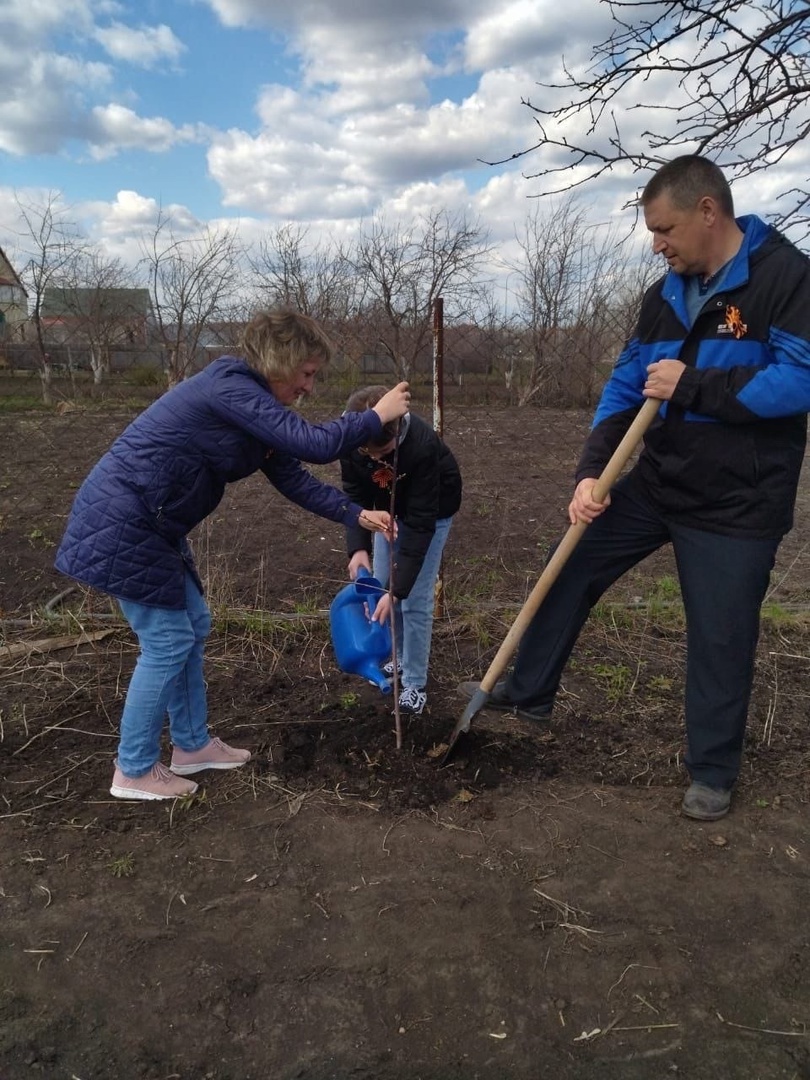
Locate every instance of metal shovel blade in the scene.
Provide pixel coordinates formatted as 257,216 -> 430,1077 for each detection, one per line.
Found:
441,687 -> 490,764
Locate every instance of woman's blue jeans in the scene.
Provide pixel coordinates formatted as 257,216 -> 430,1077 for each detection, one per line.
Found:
373,517 -> 453,690
116,573 -> 212,777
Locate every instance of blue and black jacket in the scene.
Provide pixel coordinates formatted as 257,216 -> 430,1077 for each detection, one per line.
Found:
577,216 -> 810,539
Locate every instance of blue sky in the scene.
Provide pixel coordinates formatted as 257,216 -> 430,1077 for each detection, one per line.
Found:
0,0 -> 805,274
0,0 -> 626,262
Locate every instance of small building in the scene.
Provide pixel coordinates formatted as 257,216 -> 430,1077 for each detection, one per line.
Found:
40,287 -> 153,347
0,246 -> 29,342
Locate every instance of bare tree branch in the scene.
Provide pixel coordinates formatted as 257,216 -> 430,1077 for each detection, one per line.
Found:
489,0 -> 810,237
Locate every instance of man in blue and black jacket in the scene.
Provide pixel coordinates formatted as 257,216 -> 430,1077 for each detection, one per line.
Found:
460,154 -> 810,821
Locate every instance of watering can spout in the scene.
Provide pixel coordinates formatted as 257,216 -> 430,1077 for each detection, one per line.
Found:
329,568 -> 393,694
357,658 -> 393,695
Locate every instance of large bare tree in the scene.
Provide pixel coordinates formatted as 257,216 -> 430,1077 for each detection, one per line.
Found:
140,210 -> 244,386
507,199 -> 637,407
14,192 -> 87,404
502,1 -> 810,237
55,251 -> 143,388
354,210 -> 491,379
248,223 -> 358,323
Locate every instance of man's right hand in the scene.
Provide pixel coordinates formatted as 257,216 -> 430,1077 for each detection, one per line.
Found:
373,382 -> 411,423
568,478 -> 611,525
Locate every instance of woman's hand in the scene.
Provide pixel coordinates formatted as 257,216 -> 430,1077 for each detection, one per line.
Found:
371,591 -> 394,626
568,478 -> 611,525
347,550 -> 372,580
373,382 -> 411,423
358,509 -> 396,542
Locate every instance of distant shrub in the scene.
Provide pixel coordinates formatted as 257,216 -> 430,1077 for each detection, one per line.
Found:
127,364 -> 164,387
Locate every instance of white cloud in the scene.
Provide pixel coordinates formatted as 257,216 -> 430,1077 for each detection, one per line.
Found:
207,64 -> 534,221
0,0 -> 97,43
0,51 -> 113,155
300,32 -> 435,113
0,0 -> 804,266
78,189 -> 207,263
87,104 -> 203,158
202,0 -> 491,36
0,2 -> 195,158
464,0 -> 615,71
94,22 -> 186,69
208,125 -> 374,220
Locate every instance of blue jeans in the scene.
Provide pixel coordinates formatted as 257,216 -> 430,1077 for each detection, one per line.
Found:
373,517 -> 453,690
116,573 -> 212,777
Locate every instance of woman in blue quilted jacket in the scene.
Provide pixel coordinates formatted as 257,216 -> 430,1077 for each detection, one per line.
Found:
55,309 -> 410,801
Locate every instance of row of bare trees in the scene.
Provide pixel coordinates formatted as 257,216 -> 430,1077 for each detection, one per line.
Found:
7,191 -> 656,406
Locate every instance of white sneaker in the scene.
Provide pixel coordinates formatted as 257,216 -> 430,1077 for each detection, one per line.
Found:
398,687 -> 427,715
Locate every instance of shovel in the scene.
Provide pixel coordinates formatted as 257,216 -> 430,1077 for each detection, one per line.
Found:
440,396 -> 662,766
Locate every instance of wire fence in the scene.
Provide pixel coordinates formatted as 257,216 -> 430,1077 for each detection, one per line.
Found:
2,301 -> 810,630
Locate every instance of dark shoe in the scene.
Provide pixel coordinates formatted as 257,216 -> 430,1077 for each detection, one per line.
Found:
456,680 -> 552,722
681,782 -> 731,821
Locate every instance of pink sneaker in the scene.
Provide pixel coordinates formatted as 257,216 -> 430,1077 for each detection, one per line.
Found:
110,761 -> 199,801
170,737 -> 251,775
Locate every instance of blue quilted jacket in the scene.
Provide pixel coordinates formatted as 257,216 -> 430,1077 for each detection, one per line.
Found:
55,357 -> 385,608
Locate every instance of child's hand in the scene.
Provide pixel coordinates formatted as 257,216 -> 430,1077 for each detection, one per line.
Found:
371,592 -> 394,626
347,550 -> 372,580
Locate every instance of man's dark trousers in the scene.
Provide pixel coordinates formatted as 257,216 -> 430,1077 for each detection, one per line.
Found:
505,474 -> 780,789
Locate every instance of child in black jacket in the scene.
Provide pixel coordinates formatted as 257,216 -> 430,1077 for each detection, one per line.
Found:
341,386 -> 462,715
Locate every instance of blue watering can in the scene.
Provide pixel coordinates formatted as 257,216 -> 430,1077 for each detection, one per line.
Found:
330,567 -> 392,694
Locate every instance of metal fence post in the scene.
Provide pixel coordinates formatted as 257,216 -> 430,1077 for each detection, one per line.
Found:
432,297 -> 445,619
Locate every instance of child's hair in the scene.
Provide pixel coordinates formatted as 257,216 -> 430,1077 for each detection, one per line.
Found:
239,309 -> 335,380
344,385 -> 398,445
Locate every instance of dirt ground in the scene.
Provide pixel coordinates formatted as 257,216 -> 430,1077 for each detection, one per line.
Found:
2,401 -> 810,1080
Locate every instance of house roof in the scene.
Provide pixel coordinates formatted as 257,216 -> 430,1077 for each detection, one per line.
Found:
41,287 -> 152,319
0,245 -> 28,295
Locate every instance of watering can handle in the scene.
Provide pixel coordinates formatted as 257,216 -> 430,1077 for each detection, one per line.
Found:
354,565 -> 385,615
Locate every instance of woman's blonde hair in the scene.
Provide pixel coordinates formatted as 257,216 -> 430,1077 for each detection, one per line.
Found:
239,309 -> 335,380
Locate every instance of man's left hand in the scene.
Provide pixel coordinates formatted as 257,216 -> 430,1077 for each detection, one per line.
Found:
644,360 -> 685,401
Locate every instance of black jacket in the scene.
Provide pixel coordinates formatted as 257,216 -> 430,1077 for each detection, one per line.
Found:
341,412 -> 462,597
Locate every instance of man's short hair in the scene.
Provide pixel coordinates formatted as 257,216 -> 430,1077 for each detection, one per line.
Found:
641,155 -> 735,217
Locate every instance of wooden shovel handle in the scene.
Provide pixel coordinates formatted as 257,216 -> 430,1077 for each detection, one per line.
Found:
479,397 -> 661,693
